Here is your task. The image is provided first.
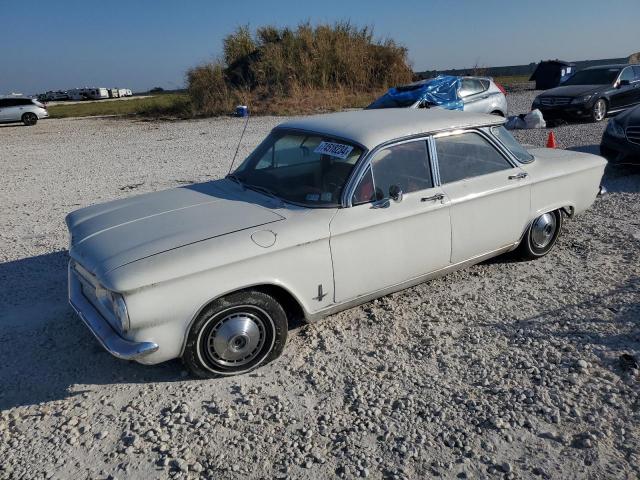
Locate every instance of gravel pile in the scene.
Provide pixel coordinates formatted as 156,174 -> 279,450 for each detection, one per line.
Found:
1,91 -> 639,479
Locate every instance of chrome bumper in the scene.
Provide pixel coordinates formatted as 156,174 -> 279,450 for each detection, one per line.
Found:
68,263 -> 158,360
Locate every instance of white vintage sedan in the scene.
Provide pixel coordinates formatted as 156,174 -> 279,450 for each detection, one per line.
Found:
66,109 -> 606,378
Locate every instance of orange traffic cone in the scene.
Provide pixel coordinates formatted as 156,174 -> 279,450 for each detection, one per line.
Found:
546,131 -> 557,148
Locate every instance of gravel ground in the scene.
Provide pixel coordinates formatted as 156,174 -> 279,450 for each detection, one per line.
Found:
1,91 -> 639,480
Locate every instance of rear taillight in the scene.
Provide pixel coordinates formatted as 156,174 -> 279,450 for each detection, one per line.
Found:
495,82 -> 507,95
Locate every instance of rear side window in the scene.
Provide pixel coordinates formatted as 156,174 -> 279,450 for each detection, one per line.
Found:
436,132 -> 513,184
633,66 -> 640,80
459,79 -> 486,98
0,99 -> 9,107
620,67 -> 635,82
367,140 -> 433,200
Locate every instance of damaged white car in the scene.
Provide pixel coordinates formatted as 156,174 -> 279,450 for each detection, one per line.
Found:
66,109 -> 606,378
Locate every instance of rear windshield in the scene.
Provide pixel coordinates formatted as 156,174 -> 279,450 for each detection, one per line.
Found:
491,126 -> 534,163
563,68 -> 620,86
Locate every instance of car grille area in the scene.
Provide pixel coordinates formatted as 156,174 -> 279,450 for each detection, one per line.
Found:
539,97 -> 572,107
626,126 -> 640,145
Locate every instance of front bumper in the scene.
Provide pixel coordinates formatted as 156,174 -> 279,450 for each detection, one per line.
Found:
534,103 -> 593,119
600,130 -> 640,164
68,262 -> 158,360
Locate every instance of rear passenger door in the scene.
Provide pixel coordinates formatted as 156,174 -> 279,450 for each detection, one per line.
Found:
458,78 -> 489,113
0,99 -> 18,121
0,99 -> 9,121
435,130 -> 530,263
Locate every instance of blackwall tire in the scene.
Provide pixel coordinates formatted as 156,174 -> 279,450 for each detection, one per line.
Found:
517,210 -> 563,259
22,113 -> 38,126
183,290 -> 288,379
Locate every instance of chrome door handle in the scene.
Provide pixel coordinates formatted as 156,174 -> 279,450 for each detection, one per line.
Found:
421,193 -> 445,202
508,172 -> 528,180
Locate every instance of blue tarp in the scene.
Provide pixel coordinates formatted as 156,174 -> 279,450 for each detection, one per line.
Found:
368,75 -> 463,111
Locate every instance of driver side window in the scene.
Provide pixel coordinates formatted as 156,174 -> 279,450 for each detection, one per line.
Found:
620,67 -> 635,83
352,140 -> 432,204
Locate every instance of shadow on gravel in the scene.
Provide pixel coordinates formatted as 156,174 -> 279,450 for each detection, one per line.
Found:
491,276 -> 640,376
0,251 -> 183,411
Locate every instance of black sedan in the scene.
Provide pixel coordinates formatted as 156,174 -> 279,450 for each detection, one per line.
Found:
600,104 -> 640,164
532,64 -> 640,122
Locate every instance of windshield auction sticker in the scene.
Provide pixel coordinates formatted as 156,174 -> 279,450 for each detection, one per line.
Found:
314,142 -> 354,159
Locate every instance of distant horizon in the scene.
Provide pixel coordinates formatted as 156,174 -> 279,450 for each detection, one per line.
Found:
2,0 -> 638,95
5,54 -> 631,97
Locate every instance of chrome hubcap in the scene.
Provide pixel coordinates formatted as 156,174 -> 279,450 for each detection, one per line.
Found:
531,213 -> 557,249
207,312 -> 266,366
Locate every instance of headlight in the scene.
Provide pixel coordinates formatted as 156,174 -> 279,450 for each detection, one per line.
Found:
606,120 -> 625,138
110,292 -> 130,333
572,95 -> 592,104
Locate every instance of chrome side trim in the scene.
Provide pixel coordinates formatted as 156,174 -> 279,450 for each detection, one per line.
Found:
305,244 -> 515,323
69,263 -> 158,360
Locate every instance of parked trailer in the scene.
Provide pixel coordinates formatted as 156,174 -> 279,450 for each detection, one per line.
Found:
67,88 -> 110,101
108,88 -> 120,98
118,88 -> 132,97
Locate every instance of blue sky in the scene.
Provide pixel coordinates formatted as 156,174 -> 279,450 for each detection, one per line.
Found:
2,0 -> 638,94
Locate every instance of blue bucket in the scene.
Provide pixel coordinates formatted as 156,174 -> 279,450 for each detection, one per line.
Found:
235,105 -> 249,117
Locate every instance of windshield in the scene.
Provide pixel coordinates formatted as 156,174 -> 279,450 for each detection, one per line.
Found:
563,68 -> 620,86
366,93 -> 418,109
491,126 -> 534,163
232,130 -> 364,207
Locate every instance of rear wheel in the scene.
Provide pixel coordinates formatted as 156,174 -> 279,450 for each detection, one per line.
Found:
22,112 -> 38,126
183,290 -> 288,378
517,210 -> 563,259
591,99 -> 607,122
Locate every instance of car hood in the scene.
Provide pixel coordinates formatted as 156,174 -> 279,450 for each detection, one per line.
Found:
66,181 -> 285,277
538,84 -> 604,97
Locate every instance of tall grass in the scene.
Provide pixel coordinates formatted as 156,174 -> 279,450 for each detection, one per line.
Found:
187,21 -> 412,116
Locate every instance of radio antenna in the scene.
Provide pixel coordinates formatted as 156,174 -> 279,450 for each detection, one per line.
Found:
228,110 -> 250,175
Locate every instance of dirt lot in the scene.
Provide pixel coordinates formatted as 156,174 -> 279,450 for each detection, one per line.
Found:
1,91 -> 639,479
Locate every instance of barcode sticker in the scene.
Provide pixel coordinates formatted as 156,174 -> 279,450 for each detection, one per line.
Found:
314,141 -> 354,159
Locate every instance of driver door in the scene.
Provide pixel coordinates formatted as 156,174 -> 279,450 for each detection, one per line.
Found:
329,139 -> 451,303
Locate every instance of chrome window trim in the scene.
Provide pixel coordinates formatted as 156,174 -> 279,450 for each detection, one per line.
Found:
487,126 -> 534,164
341,121 -> 506,207
343,136 -> 433,207
427,136 -> 441,186
433,127 -> 519,169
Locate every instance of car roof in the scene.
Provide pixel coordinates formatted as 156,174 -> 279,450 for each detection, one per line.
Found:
276,109 -> 505,150
583,64 -> 631,70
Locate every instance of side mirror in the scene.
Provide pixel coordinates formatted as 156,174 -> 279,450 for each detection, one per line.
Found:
389,184 -> 403,202
619,79 -> 631,88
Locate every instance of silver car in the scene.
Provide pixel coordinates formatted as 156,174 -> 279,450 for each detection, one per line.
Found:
0,97 -> 49,126
368,76 -> 508,116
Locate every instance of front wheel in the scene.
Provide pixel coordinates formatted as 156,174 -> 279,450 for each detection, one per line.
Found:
591,99 -> 607,122
22,112 -> 38,126
183,290 -> 288,378
517,210 -> 563,259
